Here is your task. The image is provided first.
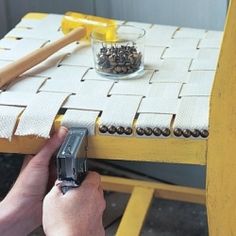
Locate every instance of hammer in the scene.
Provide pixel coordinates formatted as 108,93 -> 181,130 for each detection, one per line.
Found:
0,12 -> 117,88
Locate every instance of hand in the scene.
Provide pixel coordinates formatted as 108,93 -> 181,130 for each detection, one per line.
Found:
0,127 -> 68,236
43,172 -> 106,236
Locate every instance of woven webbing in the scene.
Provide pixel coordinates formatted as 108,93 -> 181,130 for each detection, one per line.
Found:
0,14 -> 222,139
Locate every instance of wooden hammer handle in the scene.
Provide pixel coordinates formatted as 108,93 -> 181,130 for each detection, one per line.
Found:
0,27 -> 86,88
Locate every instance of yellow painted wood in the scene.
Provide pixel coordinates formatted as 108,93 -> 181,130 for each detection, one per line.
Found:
23,12 -> 47,20
101,175 -> 205,204
116,186 -> 154,236
0,115 -> 207,164
207,0 -> 236,235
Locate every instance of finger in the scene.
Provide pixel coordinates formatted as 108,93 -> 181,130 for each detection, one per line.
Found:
20,155 -> 33,172
47,182 -> 64,198
47,157 -> 57,192
98,185 -> 104,196
32,127 -> 68,166
81,171 -> 101,188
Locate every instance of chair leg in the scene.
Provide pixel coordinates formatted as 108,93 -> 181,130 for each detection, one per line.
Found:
206,154 -> 236,236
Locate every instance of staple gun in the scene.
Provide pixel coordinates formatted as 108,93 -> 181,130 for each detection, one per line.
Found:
57,127 -> 88,194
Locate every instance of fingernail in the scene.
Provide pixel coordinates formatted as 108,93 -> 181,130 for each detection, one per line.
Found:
58,126 -> 68,138
55,179 -> 62,186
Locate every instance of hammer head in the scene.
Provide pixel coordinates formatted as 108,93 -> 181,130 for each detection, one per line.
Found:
61,11 -> 117,41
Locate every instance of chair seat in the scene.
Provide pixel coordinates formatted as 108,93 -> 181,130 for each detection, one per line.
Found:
0,13 -> 221,164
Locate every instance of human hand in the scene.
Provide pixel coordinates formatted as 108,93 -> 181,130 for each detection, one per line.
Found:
43,171 -> 106,236
0,127 -> 68,236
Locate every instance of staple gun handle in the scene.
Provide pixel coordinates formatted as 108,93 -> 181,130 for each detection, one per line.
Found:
0,27 -> 85,88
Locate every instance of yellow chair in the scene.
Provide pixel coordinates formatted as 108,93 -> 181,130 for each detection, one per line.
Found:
0,1 -> 235,235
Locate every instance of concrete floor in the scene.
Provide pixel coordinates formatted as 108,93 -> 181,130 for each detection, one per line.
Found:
0,154 -> 208,235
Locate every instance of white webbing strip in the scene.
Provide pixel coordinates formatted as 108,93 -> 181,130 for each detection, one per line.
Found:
145,25 -> 178,47
205,31 -> 223,40
16,14 -> 62,31
180,83 -> 213,97
40,78 -> 83,94
110,82 -> 150,96
60,42 -> 94,67
163,48 -> 198,59
40,78 -> 114,96
35,14 -> 63,31
0,92 -> 32,106
6,27 -> 63,41
180,71 -> 215,97
15,92 -> 70,138
144,46 -> 165,69
16,18 -> 41,29
109,70 -> 154,96
169,38 -> 200,48
174,28 -> 206,39
82,69 -> 112,81
152,25 -> 178,31
63,94 -> 106,111
173,97 -> 209,130
150,70 -> 190,83
158,58 -> 192,72
198,38 -> 221,49
100,95 -> 142,128
7,76 -> 48,93
125,21 -> 152,30
0,38 -> 18,49
32,65 -> 88,80
0,38 -> 48,61
138,97 -> 180,114
187,71 -> 216,84
147,83 -> 182,98
61,109 -> 100,135
190,48 -> 220,71
76,80 -> 114,96
0,105 -> 24,140
135,113 -> 173,137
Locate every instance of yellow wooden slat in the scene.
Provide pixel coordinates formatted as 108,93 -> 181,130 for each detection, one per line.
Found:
23,12 -> 48,20
116,186 -> 154,236
0,115 -> 207,165
101,175 -> 205,204
207,0 -> 236,235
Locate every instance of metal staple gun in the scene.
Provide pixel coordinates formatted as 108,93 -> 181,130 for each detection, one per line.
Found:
57,127 -> 88,194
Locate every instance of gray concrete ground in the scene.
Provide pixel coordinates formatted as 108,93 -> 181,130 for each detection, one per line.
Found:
0,154 -> 208,235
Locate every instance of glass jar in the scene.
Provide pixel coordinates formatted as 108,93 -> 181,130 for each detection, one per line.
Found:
91,25 -> 145,79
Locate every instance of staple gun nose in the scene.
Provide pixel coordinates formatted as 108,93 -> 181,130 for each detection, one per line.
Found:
57,127 -> 88,194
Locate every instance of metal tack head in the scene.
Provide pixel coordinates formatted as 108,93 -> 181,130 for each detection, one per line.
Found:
144,127 -> 152,136
99,125 -> 108,133
162,128 -> 171,137
200,129 -> 209,138
136,127 -> 145,136
182,129 -> 191,138
153,127 -> 161,136
124,127 -> 133,135
117,126 -> 125,135
191,129 -> 200,138
173,128 -> 182,137
108,125 -> 116,134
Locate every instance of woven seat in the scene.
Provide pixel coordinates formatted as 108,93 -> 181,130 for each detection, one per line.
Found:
0,13 -> 220,142
0,3 -> 236,234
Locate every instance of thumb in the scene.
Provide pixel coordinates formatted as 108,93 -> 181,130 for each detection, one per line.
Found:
31,127 -> 68,167
46,182 -> 64,199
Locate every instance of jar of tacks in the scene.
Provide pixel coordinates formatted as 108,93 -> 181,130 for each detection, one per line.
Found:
91,24 -> 145,79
